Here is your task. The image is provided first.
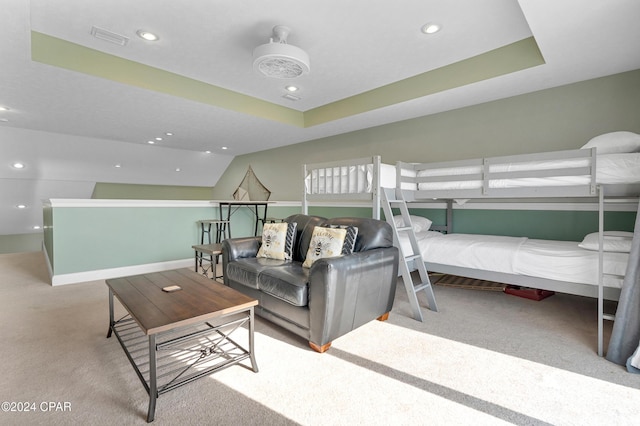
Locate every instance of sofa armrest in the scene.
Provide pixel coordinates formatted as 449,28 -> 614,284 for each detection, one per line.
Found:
222,236 -> 261,263
307,246 -> 399,348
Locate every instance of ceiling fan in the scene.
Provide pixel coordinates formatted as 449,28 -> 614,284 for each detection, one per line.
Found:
253,25 -> 310,79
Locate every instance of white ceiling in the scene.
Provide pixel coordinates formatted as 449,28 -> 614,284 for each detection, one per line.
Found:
1,0 -> 640,236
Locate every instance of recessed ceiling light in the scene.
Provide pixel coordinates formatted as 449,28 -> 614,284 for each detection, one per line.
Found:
155,137 -> 163,141
0,106 -> 10,111
147,140 -> 155,144
16,204 -> 26,209
205,150 -> 212,154
175,168 -> 181,172
221,147 -> 228,150
136,30 -> 159,41
33,225 -> 41,230
285,85 -> 298,92
165,132 -> 173,136
421,23 -> 441,34
114,164 -> 122,168
12,162 -> 25,169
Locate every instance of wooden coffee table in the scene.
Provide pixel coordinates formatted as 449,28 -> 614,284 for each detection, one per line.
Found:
106,269 -> 258,422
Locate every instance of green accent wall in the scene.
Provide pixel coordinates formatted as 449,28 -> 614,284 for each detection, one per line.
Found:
307,206 -> 378,219
451,210 -> 635,240
47,202 -> 295,277
0,233 -> 43,254
92,183 -> 214,200
50,206 -> 211,274
419,209 -> 632,241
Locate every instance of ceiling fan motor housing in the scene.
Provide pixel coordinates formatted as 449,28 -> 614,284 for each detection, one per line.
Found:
253,25 -> 310,78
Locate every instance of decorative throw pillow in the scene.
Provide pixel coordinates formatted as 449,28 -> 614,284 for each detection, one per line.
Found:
580,131 -> 640,154
302,226 -> 348,268
330,225 -> 359,255
578,231 -> 633,253
257,222 -> 297,260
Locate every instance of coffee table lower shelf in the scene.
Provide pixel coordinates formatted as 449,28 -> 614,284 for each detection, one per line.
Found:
107,295 -> 258,422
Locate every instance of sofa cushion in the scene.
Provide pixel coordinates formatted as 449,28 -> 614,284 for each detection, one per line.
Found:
326,217 -> 393,252
256,221 -> 297,260
225,257 -> 290,290
258,263 -> 310,307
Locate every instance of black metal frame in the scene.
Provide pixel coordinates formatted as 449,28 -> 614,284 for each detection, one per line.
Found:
218,201 -> 269,237
107,289 -> 258,422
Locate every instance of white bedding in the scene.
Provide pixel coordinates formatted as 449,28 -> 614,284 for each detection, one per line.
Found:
398,231 -> 628,288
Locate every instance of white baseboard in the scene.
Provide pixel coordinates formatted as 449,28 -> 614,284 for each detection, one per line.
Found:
50,258 -> 193,286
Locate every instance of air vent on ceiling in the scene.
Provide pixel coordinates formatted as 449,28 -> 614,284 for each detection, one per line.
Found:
90,26 -> 129,46
282,93 -> 301,101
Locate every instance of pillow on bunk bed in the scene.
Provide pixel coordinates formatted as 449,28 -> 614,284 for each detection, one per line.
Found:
578,231 -> 634,253
580,131 -> 640,154
257,222 -> 297,260
393,215 -> 432,232
302,226 -> 356,268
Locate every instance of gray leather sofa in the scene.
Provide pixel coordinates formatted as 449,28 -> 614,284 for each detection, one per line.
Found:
222,214 -> 399,352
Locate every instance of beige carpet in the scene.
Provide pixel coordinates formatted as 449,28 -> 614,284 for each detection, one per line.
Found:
1,252 -> 640,425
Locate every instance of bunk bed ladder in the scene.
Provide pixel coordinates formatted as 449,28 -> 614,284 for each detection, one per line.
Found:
381,188 -> 438,322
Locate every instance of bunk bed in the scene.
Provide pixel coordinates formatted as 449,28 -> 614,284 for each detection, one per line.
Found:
391,145 -> 640,295
392,133 -> 640,355
301,132 -> 640,356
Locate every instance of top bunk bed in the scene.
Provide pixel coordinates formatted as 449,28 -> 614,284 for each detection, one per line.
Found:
302,132 -> 640,214
393,132 -> 640,202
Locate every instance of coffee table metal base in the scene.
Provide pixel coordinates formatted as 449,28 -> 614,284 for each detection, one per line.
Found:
107,289 -> 258,422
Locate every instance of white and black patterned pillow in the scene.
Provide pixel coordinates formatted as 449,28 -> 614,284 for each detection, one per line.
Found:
257,222 -> 297,260
332,225 -> 358,255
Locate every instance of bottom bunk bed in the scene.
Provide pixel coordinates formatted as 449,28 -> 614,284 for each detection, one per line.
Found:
396,228 -> 628,301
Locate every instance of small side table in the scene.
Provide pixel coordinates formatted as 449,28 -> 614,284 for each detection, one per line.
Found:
192,243 -> 223,280
194,220 -> 229,281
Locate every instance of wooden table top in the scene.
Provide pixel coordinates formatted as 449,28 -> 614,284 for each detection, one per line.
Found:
106,269 -> 257,335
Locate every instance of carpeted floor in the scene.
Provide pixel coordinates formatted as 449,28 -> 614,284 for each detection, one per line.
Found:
1,251 -> 640,425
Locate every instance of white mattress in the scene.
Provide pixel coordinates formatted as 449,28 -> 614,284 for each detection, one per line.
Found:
399,232 -> 628,288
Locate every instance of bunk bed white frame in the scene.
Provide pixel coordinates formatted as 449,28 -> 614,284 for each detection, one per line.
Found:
302,156 -> 383,219
396,147 -> 639,356
301,149 -> 640,356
